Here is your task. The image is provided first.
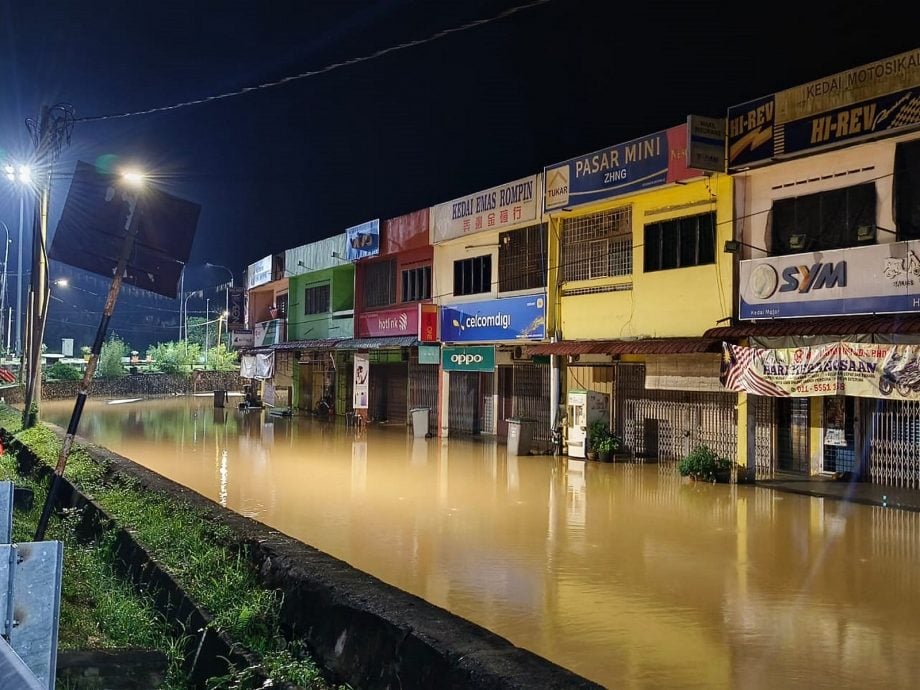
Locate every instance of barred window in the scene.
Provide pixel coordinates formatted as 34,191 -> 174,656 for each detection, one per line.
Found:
304,284 -> 330,315
771,182 -> 876,255
453,254 -> 492,296
402,265 -> 431,302
275,293 -> 289,318
644,212 -> 716,272
561,206 -> 632,282
365,259 -> 396,308
499,223 -> 547,292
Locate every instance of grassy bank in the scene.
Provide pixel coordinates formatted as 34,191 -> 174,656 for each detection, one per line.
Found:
0,405 -> 340,690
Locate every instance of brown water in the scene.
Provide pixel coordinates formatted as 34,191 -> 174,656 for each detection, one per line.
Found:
42,396 -> 920,689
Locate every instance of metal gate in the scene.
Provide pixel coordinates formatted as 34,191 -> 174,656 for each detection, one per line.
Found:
615,363 -> 736,462
408,354 -> 439,435
776,398 -> 810,474
512,363 -> 551,447
368,363 -> 408,424
862,398 -> 920,489
448,371 -> 493,435
751,394 -> 775,479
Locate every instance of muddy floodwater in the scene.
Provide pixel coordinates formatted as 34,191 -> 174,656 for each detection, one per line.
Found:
42,396 -> 920,689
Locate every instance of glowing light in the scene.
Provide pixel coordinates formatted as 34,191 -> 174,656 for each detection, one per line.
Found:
121,169 -> 146,187
3,164 -> 13,182
17,165 -> 31,184
54,278 -> 69,287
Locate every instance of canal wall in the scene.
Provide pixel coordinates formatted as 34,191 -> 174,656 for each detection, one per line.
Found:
6,421 -> 603,690
1,371 -> 244,405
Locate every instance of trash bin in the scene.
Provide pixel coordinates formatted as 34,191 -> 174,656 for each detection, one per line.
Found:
410,407 -> 430,438
507,418 -> 535,457
213,389 -> 226,408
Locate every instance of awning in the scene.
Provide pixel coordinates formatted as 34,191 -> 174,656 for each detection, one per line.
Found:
334,336 -> 419,350
271,338 -> 343,351
704,315 -> 920,340
528,338 -> 723,356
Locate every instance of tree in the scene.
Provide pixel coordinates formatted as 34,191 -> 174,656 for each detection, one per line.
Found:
205,343 -> 239,372
147,340 -> 201,374
186,316 -> 217,350
97,334 -> 128,378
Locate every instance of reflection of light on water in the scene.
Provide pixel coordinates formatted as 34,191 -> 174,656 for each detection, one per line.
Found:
351,440 -> 367,495
566,458 -> 586,529
219,449 -> 229,507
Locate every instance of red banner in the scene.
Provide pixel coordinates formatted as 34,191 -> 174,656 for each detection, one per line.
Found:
419,304 -> 438,342
357,306 -> 419,338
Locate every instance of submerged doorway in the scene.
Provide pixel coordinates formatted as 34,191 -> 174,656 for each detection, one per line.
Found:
777,398 -> 810,474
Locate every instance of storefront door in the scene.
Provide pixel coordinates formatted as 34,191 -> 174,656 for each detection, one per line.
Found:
822,396 -> 858,475
777,398 -> 810,474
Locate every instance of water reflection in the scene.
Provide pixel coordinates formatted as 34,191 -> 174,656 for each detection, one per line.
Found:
44,397 -> 920,689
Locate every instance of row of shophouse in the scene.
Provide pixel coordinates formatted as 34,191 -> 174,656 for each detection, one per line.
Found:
239,46 -> 920,489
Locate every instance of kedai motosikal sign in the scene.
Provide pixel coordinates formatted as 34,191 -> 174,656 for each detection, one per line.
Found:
739,240 -> 920,320
440,293 -> 545,342
544,124 -> 695,211
431,174 -> 539,243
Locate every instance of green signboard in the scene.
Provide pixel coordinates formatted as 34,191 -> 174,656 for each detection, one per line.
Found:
418,345 -> 440,365
442,345 -> 495,372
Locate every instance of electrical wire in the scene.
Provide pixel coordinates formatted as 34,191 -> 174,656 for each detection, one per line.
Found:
75,0 -> 554,123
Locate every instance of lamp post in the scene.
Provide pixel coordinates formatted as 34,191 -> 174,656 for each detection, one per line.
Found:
0,221 -> 9,355
205,262 -> 233,347
205,298 -> 210,370
4,163 -> 30,360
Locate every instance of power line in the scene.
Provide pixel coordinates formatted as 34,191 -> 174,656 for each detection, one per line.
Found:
75,0 -> 553,124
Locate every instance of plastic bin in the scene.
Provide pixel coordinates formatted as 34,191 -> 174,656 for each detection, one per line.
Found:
213,389 -> 226,408
410,407 -> 430,438
507,418 -> 535,457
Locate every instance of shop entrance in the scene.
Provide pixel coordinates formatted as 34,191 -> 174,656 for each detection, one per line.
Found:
776,398 -> 810,474
822,396 -> 858,475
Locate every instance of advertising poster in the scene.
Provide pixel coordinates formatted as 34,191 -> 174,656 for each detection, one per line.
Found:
440,293 -> 545,342
353,353 -> 369,409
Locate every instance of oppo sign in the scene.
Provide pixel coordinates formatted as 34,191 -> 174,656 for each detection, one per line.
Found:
442,346 -> 495,372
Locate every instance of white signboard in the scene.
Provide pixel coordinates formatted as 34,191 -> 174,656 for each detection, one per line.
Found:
739,240 -> 920,320
431,174 -> 539,243
231,330 -> 254,349
353,353 -> 369,409
247,255 -> 272,289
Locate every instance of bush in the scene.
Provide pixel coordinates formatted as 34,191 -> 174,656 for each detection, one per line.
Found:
97,335 -> 128,379
47,361 -> 83,381
678,445 -> 732,481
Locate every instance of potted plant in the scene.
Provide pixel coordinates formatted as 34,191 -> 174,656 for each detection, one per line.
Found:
81,345 -> 92,361
587,419 -> 611,461
678,445 -> 733,483
595,434 -> 619,462
269,304 -> 280,319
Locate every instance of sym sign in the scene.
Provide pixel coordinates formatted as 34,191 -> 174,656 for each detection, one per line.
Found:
739,240 -> 920,319
441,345 -> 495,372
440,292 -> 546,342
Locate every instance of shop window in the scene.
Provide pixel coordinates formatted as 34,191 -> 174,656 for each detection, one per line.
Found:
895,139 -> 920,241
304,284 -> 330,315
401,264 -> 431,302
275,293 -> 288,318
499,223 -> 547,292
643,212 -> 716,272
453,255 -> 492,296
561,206 -> 632,282
770,182 -> 876,255
364,259 -> 396,308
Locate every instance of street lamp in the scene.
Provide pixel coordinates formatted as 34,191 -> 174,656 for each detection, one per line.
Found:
205,262 -> 233,347
53,278 -> 99,296
0,221 -> 9,355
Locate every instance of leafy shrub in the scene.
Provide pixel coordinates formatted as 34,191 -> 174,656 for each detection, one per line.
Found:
678,445 -> 732,481
47,361 -> 82,381
97,335 -> 128,379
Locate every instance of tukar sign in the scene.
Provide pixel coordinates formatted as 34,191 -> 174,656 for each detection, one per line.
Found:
721,341 -> 920,401
440,293 -> 545,342
441,345 -> 495,372
727,47 -> 920,170
739,240 -> 920,320
431,174 -> 539,243
544,124 -> 696,211
345,219 -> 380,261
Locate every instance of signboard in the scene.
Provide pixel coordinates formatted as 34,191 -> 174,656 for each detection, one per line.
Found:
721,341 -> 920,401
247,256 -> 272,289
418,345 -> 440,365
357,305 -> 418,338
231,329 -> 254,349
254,319 -> 284,346
544,124 -> 696,212
345,219 -> 380,261
441,345 -> 495,372
739,240 -> 920,320
431,174 -> 539,243
728,47 -> 920,170
353,353 -> 369,409
228,287 -> 246,331
440,292 -> 545,342
419,303 -> 438,342
687,115 -> 726,172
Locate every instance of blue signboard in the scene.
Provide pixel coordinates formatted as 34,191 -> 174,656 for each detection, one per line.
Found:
543,126 -> 691,211
345,219 -> 380,261
726,94 -> 776,171
440,293 -> 545,342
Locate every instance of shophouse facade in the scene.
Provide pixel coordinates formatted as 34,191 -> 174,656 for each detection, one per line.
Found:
350,211 -> 439,430
712,47 -> 920,488
535,124 -> 736,461
431,173 -> 550,443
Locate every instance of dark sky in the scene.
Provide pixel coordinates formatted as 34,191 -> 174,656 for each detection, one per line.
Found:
1,0 -> 918,349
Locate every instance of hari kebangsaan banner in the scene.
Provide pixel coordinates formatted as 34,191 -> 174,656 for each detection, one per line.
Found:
720,341 -> 920,400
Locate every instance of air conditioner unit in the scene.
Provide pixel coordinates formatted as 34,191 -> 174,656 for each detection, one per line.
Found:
511,345 -> 529,361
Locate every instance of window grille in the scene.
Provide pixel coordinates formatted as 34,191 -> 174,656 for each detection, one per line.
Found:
304,284 -> 330,315
401,265 -> 432,302
275,293 -> 289,318
499,223 -> 547,292
453,254 -> 492,296
561,206 -> 632,282
771,182 -> 876,255
644,211 -> 716,272
365,259 -> 396,308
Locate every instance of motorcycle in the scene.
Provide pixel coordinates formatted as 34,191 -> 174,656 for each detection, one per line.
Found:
878,354 -> 920,396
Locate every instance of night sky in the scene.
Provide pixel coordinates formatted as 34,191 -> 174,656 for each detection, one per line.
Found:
1,0 -> 918,350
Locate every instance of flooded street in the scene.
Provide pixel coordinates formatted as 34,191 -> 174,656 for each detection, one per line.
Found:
42,396 -> 920,689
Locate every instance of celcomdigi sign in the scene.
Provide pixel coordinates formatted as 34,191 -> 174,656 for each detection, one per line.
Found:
440,293 -> 545,342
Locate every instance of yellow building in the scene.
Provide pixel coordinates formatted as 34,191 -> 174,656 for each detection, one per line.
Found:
534,123 -> 736,461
